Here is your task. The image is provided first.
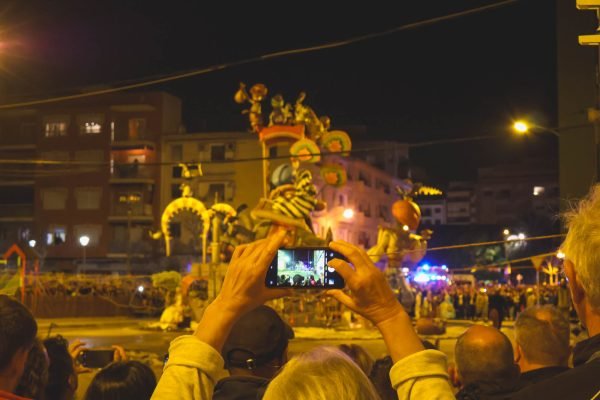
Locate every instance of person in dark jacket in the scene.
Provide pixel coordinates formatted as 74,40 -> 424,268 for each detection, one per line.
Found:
513,305 -> 570,388
512,185 -> 600,399
213,305 -> 294,400
451,325 -> 520,400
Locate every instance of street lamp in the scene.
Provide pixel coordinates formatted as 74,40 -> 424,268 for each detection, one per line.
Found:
511,120 -> 560,137
342,208 -> 354,219
79,235 -> 90,273
28,239 -> 36,248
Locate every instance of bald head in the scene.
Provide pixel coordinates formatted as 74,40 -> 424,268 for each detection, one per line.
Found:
455,325 -> 519,388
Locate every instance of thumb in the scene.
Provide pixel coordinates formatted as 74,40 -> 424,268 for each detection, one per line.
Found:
326,289 -> 358,311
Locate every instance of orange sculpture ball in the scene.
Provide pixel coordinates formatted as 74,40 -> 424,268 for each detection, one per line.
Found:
391,199 -> 421,231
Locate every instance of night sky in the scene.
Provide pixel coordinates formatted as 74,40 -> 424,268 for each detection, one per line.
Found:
0,0 -> 558,185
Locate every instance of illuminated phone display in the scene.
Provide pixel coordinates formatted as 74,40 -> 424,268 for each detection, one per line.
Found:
265,247 -> 345,289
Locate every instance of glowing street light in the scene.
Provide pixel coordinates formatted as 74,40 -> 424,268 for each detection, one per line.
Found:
79,235 -> 90,273
557,250 -> 566,259
502,229 -> 510,236
342,208 -> 354,219
517,233 -> 526,240
513,121 -> 530,134
28,239 -> 36,248
511,120 -> 561,137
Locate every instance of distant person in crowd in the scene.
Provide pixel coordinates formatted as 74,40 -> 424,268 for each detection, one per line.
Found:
452,325 -> 520,399
213,305 -> 293,400
338,344 -> 374,377
0,295 -> 38,400
151,233 -> 455,399
14,339 -> 49,400
526,288 -> 537,309
369,355 -> 398,400
556,279 -> 571,320
84,361 -> 156,400
488,288 -> 506,329
475,288 -> 489,321
513,184 -> 600,399
262,346 -> 380,399
513,305 -> 570,387
43,336 -> 77,400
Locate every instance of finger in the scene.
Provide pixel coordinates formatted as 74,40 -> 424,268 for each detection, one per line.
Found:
231,244 -> 249,262
327,259 -> 356,284
256,231 -> 287,270
243,238 -> 268,261
326,289 -> 358,312
330,241 -> 371,269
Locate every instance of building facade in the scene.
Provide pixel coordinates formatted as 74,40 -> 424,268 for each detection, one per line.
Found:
0,92 -> 182,272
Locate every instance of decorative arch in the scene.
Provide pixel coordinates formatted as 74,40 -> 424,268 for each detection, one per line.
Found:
161,197 -> 207,256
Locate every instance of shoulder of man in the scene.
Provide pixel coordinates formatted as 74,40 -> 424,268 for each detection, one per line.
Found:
511,360 -> 600,400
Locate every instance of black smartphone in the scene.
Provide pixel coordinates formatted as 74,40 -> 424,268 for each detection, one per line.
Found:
265,247 -> 345,289
78,349 -> 115,369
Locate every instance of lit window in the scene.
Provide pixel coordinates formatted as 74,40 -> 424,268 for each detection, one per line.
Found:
46,226 -> 67,245
44,116 -> 69,137
211,144 -> 226,161
533,186 -> 545,196
77,114 -> 104,135
128,118 -> 146,139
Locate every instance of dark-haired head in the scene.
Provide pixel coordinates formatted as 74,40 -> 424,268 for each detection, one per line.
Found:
84,361 -> 156,400
0,295 -> 38,393
44,335 -> 76,400
15,338 -> 49,400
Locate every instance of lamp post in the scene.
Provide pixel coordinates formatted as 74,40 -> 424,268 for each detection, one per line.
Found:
79,235 -> 90,274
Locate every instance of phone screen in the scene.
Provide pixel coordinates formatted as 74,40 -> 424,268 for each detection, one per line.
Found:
265,248 -> 345,289
79,349 -> 115,369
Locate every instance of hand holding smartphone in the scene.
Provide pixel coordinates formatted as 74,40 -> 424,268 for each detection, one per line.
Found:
265,247 -> 345,289
77,349 -> 115,369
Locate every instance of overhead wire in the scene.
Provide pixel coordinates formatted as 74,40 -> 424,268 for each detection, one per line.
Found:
0,0 -> 519,110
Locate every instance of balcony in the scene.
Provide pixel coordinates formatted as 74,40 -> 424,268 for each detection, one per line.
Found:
0,204 -> 34,222
109,164 -> 155,185
110,130 -> 155,150
108,202 -> 154,223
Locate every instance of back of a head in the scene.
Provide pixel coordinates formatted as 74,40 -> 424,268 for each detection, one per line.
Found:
44,336 -> 75,400
0,295 -> 37,372
515,305 -> 570,367
561,184 -> 600,311
338,344 -> 374,376
455,326 -> 518,388
15,338 -> 49,400
84,361 -> 156,400
369,356 -> 398,400
263,346 -> 380,400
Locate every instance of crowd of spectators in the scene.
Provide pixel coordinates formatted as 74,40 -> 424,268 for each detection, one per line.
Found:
2,184 -> 600,399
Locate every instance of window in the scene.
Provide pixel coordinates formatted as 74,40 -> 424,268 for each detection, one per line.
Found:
211,144 -> 226,161
207,183 -> 226,203
338,195 -> 345,206
171,184 -> 182,199
74,224 -> 102,246
533,186 -> 545,196
434,207 -> 441,214
358,171 -> 371,187
20,122 -> 37,139
74,187 -> 102,210
434,219 -> 441,225
422,208 -> 432,217
77,114 -> 104,135
118,192 -> 142,203
46,226 -> 67,246
483,190 -> 493,197
128,118 -> 146,139
44,116 -> 69,137
269,146 -> 278,158
171,144 -> 183,162
497,189 -> 511,200
41,188 -> 68,210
